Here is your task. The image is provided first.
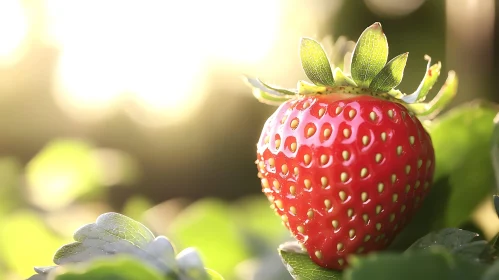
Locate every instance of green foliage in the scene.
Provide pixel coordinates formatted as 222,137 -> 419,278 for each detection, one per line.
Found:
402,56 -> 441,103
408,71 -> 459,118
277,228 -> 498,280
164,196 -> 291,280
244,77 -> 296,106
0,157 -> 23,214
52,212 -> 155,265
428,102 -> 498,227
122,196 -> 154,221
369,52 -> 408,92
300,38 -> 335,87
278,242 -> 342,279
344,248 -> 487,280
350,22 -> 388,87
332,68 -> 357,87
483,261 -> 499,280
0,210 -> 65,278
46,257 -> 166,280
30,212 -> 221,280
25,139 -> 102,210
406,228 -> 495,264
407,228 -> 479,252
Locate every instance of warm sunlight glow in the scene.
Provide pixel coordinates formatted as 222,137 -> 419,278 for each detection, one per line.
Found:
45,0 -> 280,125
0,0 -> 28,64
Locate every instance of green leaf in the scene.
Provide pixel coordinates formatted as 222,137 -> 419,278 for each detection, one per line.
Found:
350,22 -> 388,88
300,38 -> 335,86
344,247 -> 487,280
297,80 -> 327,94
32,212 -> 215,279
54,212 -> 154,264
49,256 -> 165,280
428,101 -> 499,227
402,56 -> 441,103
244,76 -> 295,106
483,260 -> 499,280
369,52 -> 408,92
259,79 -> 297,95
407,228 -> 479,251
175,248 -> 212,280
480,233 -> 499,261
332,68 -> 357,87
408,71 -> 458,119
278,241 -> 342,279
52,212 -> 183,274
406,228 -> 492,263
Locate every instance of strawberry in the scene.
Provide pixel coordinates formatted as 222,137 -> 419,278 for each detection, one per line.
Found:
245,22 -> 458,270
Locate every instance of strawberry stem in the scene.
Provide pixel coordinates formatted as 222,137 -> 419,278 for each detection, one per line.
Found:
244,22 -> 458,120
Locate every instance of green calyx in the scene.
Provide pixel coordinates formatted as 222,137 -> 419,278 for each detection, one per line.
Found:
243,22 -> 458,119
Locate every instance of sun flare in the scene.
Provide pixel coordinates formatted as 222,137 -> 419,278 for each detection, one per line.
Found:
45,0 -> 279,125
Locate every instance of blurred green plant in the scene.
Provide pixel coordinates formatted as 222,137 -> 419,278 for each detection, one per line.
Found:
164,196 -> 291,280
0,210 -> 67,278
28,212 -> 222,280
25,139 -> 141,211
0,138 -> 144,279
166,199 -> 257,279
25,139 -> 102,210
0,157 -> 23,215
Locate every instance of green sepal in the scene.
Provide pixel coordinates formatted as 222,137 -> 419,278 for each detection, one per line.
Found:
243,76 -> 295,106
258,79 -> 297,95
297,80 -> 326,94
386,89 -> 405,99
407,71 -> 458,119
300,37 -> 335,86
350,22 -> 389,88
333,68 -> 357,87
402,55 -> 442,103
369,52 -> 408,92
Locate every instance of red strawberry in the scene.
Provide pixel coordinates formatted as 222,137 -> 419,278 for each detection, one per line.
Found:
246,22 -> 458,270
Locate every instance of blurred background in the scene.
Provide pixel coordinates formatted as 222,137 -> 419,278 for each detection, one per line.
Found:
0,0 -> 497,279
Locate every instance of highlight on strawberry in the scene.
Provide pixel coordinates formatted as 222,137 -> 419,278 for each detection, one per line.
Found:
244,22 -> 458,270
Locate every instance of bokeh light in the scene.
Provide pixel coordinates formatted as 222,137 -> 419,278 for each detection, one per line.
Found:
364,0 -> 426,17
44,0 -> 280,125
0,0 -> 28,65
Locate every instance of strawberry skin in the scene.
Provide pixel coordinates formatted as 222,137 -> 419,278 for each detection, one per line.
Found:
256,94 -> 435,270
